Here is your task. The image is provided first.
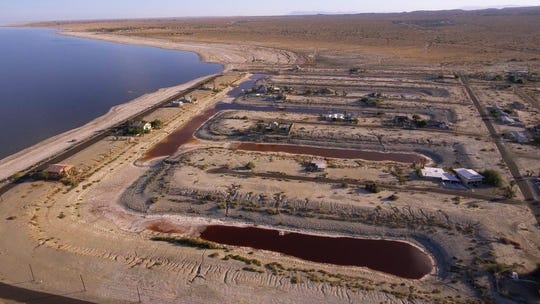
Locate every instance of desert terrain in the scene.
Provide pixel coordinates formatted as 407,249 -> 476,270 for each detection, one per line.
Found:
0,7 -> 539,304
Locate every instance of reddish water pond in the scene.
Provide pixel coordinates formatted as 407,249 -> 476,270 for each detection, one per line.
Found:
200,225 -> 433,279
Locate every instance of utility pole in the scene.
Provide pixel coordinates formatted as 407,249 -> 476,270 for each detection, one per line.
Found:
80,274 -> 86,292
29,264 -> 35,282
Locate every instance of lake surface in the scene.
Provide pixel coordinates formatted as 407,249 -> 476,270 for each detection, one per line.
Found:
0,27 -> 222,159
200,225 -> 433,279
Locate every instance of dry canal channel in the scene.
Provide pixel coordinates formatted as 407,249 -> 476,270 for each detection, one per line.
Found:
143,75 -> 424,163
200,225 -> 433,279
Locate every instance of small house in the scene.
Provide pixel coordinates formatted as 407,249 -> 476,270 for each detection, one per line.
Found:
130,121 -> 152,131
312,161 -> 327,171
126,121 -> 152,135
305,160 -> 327,172
421,167 -> 460,183
278,123 -> 292,132
454,168 -> 484,185
272,87 -> 282,94
181,96 -> 193,103
325,113 -> 345,121
171,100 -> 184,107
265,121 -> 279,131
47,163 -> 74,178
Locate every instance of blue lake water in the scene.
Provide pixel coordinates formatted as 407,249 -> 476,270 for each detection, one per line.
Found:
0,27 -> 222,159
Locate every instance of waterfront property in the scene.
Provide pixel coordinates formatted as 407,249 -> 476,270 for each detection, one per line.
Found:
46,163 -> 74,178
0,27 -> 222,160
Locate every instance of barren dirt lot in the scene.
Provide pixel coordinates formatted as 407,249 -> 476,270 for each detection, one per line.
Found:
1,7 -> 538,304
37,8 -> 540,68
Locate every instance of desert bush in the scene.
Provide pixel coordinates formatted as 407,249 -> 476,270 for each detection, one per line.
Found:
151,236 -> 225,250
481,169 -> 503,187
365,182 -> 381,193
245,161 -> 256,170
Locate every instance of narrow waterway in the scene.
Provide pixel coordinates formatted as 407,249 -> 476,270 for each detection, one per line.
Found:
236,142 -> 423,163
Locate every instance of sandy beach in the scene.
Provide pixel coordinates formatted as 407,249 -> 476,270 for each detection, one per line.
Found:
62,31 -> 302,69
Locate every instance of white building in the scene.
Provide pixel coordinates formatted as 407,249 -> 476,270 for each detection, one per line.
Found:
171,100 -> 184,107
420,167 -> 460,183
454,168 -> 484,185
130,121 -> 152,131
312,160 -> 327,171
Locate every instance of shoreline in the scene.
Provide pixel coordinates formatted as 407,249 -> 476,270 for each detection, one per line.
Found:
0,28 -> 300,182
0,73 -> 219,181
60,30 -> 225,70
60,30 -> 301,70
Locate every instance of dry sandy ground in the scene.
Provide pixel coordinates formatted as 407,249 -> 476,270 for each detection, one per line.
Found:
0,74 -> 442,304
1,23 -> 539,303
63,31 -> 302,69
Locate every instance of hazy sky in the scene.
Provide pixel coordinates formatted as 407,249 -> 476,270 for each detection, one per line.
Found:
1,0 -> 539,24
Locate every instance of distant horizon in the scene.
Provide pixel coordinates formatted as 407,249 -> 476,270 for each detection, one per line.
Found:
1,0 -> 540,26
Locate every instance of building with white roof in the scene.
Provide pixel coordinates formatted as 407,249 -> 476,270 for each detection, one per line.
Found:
453,168 -> 484,185
420,167 -> 460,183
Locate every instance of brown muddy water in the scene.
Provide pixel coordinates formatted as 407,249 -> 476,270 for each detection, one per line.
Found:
236,142 -> 423,163
141,107 -> 217,160
200,225 -> 433,279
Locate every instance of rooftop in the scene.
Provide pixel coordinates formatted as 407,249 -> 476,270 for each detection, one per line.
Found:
313,160 -> 327,169
421,167 -> 459,182
454,168 -> 484,180
47,163 -> 73,174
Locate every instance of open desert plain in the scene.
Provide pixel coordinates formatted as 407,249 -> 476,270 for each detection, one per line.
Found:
1,6 -> 540,304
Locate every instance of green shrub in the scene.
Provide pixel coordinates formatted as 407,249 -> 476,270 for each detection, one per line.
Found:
481,169 -> 503,187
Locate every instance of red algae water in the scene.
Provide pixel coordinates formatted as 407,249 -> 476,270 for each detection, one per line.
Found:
200,225 -> 433,279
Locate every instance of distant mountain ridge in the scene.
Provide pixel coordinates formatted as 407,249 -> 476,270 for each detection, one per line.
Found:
288,5 -> 540,16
